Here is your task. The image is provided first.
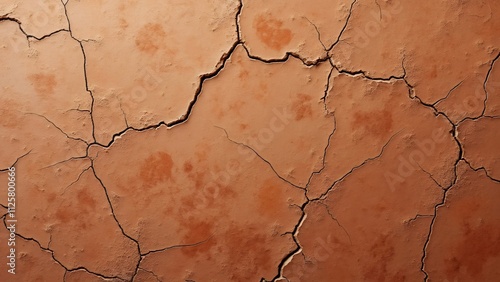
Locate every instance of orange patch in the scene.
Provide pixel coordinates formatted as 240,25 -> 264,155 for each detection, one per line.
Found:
444,222 -> 500,279
139,152 -> 174,188
352,109 -> 393,139
291,93 -> 314,121
224,224 -> 271,280
0,99 -> 21,128
135,23 -> 166,54
254,14 -> 293,50
363,233 -> 396,281
55,208 -> 73,224
29,73 -> 57,97
183,161 -> 193,173
77,189 -> 97,209
239,69 -> 249,79
258,179 -> 283,217
180,220 -> 216,258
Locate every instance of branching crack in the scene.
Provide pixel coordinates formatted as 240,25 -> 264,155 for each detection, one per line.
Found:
317,201 -> 352,245
1,217 -> 126,281
304,113 -> 337,189
462,158 -> 500,183
314,129 -> 403,201
137,267 -> 162,282
456,52 -> 500,125
215,125 -> 304,190
420,159 -> 461,281
327,0 -> 358,51
25,112 -> 89,145
90,164 -> 142,272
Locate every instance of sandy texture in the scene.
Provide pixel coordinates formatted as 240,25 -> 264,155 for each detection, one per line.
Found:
1,0 -> 499,281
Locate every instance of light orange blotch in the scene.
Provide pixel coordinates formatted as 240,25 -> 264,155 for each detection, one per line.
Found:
28,73 -> 57,97
254,14 -> 293,50
135,23 -> 166,54
291,93 -> 314,121
0,99 -> 22,128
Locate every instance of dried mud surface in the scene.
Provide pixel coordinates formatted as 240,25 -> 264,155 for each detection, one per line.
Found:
1,0 -> 499,281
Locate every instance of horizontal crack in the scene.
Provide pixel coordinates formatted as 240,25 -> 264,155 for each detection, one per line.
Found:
1,215 -> 126,280
141,236 -> 213,257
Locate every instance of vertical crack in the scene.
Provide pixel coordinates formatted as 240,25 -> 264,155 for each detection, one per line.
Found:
327,0 -> 358,51
61,0 -> 97,143
90,163 -> 142,275
420,159 -> 460,281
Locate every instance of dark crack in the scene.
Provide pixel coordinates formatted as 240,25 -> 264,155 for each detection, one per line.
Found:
0,7 -> 69,42
1,150 -> 31,171
420,159 -> 461,281
405,214 -> 433,224
136,268 -> 162,282
462,158 -> 500,184
303,17 -> 327,51
314,129 -> 403,201
25,112 -> 89,145
70,0 -> 244,152
268,129 -> 401,281
331,60 -> 405,82
326,0 -> 358,51
241,43 -> 330,66
1,217 -> 127,281
416,162 -> 445,190
456,52 -> 500,125
215,125 -> 304,190
317,201 -> 352,245
61,0 -> 97,143
41,155 -> 90,170
90,164 -> 142,275
60,166 -> 93,195
141,236 -> 213,257
267,200 -> 307,282
304,113 -> 337,190
432,80 -> 464,107
398,58 -> 467,281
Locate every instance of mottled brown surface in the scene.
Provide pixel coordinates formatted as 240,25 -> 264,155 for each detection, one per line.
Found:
1,0 -> 499,281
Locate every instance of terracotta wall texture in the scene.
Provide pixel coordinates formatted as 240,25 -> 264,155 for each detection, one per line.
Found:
1,0 -> 499,281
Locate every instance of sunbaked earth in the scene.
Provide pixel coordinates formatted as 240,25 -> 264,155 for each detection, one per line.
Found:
1,0 -> 499,281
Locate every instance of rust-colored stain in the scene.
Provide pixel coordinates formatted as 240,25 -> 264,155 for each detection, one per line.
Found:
28,73 -> 57,97
135,23 -> 166,54
1,0 -> 500,281
253,14 -> 293,50
291,93 -> 314,121
258,179 -> 284,217
352,109 -> 393,139
139,152 -> 174,188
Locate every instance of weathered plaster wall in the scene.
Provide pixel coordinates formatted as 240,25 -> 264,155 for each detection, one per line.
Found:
1,0 -> 499,281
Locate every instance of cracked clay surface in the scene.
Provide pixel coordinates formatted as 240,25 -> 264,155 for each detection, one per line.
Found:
1,0 -> 499,281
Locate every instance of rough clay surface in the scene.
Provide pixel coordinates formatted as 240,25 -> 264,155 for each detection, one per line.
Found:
0,0 -> 499,281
